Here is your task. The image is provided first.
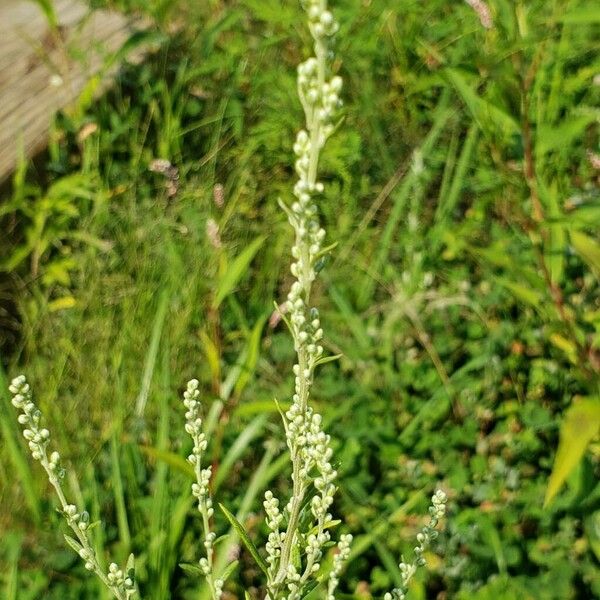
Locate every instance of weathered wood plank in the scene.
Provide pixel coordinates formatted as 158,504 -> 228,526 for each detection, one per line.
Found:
0,0 -> 140,182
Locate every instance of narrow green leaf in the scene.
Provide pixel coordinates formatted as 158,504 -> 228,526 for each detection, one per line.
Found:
584,511 -> 600,562
199,329 -> 221,387
307,519 -> 341,537
220,559 -> 239,582
537,116 -> 597,157
374,538 -> 403,589
179,563 -> 203,576
234,313 -> 268,397
135,290 -> 170,417
110,433 -> 130,553
204,447 -> 281,600
291,542 -> 302,571
314,241 -> 339,260
213,236 -> 266,308
314,354 -> 343,368
444,68 -> 519,134
138,445 -> 194,478
4,535 -> 21,600
31,0 -> 59,30
234,398 -> 291,417
494,277 -> 544,308
540,180 -> 565,286
64,534 -> 83,555
218,503 -> 269,576
545,398 -> 600,506
329,285 -> 370,352
107,30 -> 168,69
126,553 -> 136,573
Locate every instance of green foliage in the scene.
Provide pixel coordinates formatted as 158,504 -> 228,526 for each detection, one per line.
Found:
1,0 -> 600,598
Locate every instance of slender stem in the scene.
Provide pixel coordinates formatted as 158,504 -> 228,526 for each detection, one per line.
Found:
42,456 -> 122,598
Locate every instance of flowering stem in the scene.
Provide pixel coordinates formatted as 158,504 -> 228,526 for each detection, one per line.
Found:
269,1 -> 345,596
384,490 -> 448,600
8,376 -> 137,600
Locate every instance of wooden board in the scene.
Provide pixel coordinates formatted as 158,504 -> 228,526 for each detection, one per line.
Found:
0,0 -> 140,182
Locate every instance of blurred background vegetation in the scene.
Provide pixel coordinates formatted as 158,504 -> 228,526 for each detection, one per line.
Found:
1,0 -> 599,598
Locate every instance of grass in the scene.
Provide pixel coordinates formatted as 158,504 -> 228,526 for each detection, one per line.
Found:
1,0 -> 600,598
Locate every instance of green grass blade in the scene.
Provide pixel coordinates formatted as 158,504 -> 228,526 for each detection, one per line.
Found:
110,432 -> 131,554
135,290 -> 170,418
233,313 -> 268,398
213,414 -> 268,491
358,91 -> 452,306
213,235 -> 266,309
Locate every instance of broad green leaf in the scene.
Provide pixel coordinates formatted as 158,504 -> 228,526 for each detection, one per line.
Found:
218,503 -> 269,576
545,398 -> 600,506
213,236 -> 266,308
570,230 -> 600,275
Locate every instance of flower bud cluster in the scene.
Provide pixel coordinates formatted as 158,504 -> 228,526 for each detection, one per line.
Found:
384,490 -> 448,600
10,376 -> 57,466
64,503 -> 91,532
183,379 -> 206,452
181,379 -> 223,600
301,0 -> 339,39
285,563 -> 302,597
107,562 -> 136,597
303,411 -> 338,575
327,534 -> 353,600
297,67 -> 342,138
264,490 -> 285,573
307,414 -> 336,521
77,546 -> 98,572
183,380 -> 214,516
